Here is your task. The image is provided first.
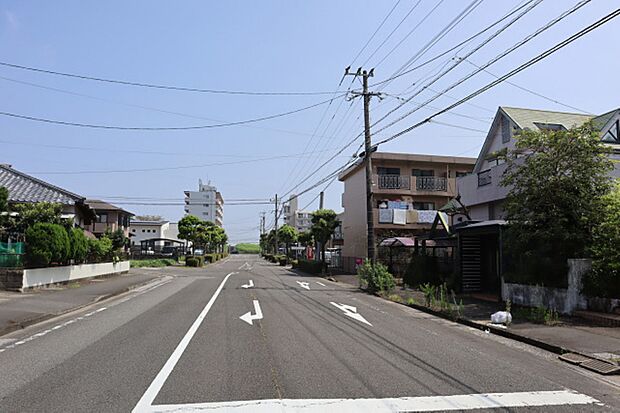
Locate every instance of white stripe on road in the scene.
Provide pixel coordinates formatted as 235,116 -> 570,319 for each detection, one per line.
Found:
316,281 -> 326,286
141,390 -> 600,412
132,272 -> 236,412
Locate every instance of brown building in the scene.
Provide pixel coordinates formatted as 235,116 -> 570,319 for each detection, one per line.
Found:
84,199 -> 133,238
338,152 -> 476,273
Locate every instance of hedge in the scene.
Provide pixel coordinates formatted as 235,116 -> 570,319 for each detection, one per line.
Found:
25,223 -> 71,268
186,256 -> 204,267
69,227 -> 89,264
296,259 -> 326,274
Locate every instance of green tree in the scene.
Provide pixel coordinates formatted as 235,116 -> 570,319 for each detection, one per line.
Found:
585,182 -> 620,298
7,202 -> 64,233
178,215 -> 203,253
0,186 -> 8,228
88,236 -> 113,263
277,224 -> 298,260
501,122 -> 613,285
310,209 -> 339,266
25,223 -> 71,267
106,228 -> 127,251
297,231 -> 314,247
69,227 -> 89,264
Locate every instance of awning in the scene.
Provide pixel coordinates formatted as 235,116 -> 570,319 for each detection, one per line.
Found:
379,237 -> 416,247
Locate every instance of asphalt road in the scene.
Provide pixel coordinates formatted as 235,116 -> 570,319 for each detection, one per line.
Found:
0,254 -> 618,412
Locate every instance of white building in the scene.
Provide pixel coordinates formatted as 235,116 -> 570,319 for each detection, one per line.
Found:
282,194 -> 312,233
184,180 -> 224,226
128,220 -> 183,248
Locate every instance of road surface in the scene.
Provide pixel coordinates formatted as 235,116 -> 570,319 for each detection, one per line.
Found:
0,254 -> 618,412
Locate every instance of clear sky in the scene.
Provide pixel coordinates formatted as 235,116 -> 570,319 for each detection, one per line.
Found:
1,1 -> 619,243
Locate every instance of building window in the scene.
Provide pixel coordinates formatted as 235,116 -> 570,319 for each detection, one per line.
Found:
377,167 -> 400,175
456,171 -> 468,178
142,229 -> 145,233
602,120 -> 619,143
203,212 -> 209,216
412,169 -> 434,177
132,229 -> 136,232
412,202 -> 435,210
501,116 -> 512,143
534,122 -> 565,132
97,213 -> 108,223
478,169 -> 492,186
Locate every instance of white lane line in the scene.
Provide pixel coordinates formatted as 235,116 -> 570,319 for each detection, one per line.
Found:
139,390 -> 600,412
132,272 -> 235,412
316,281 -> 326,286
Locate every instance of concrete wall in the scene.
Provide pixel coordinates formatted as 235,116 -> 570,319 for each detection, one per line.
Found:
501,259 -> 590,314
22,261 -> 130,290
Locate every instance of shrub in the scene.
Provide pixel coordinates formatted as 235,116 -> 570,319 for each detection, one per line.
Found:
88,236 -> 113,263
204,253 -> 218,263
296,259 -> 326,274
69,228 -> 89,264
291,259 -> 299,268
25,223 -> 71,267
131,258 -> 176,268
186,256 -> 204,267
357,260 -> 395,294
404,254 -> 439,288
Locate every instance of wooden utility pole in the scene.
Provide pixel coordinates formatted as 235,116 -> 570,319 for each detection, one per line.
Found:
347,67 -> 380,264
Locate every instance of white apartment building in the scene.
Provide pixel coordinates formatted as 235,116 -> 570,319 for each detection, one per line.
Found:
184,180 -> 224,226
282,194 -> 312,233
128,220 -> 182,247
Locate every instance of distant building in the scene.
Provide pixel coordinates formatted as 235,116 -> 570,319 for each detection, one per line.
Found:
338,152 -> 476,273
184,180 -> 223,226
282,194 -> 312,233
128,220 -> 184,250
85,199 -> 133,238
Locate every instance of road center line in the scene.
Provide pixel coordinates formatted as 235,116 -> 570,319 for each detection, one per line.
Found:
132,272 -> 236,412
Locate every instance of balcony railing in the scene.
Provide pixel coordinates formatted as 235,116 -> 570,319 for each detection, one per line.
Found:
415,176 -> 447,192
378,174 -> 410,190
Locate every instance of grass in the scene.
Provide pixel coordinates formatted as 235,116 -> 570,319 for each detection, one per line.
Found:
512,305 -> 560,325
388,294 -> 403,303
130,258 -> 177,268
235,243 -> 260,254
406,297 -> 418,306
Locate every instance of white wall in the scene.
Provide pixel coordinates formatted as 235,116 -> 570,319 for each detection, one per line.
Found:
22,261 -> 130,289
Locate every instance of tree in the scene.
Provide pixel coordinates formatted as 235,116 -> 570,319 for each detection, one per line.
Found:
25,223 -> 71,267
277,224 -> 298,259
297,231 -> 313,247
106,228 -> 127,251
501,122 -> 613,285
0,186 -> 8,228
310,209 -> 339,266
585,182 -> 620,298
178,215 -> 203,253
7,202 -> 64,233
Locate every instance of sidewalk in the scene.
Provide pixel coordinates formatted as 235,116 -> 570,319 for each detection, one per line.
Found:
0,270 -> 160,337
330,271 -> 620,367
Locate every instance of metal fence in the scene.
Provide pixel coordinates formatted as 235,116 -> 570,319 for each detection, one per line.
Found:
0,233 -> 25,268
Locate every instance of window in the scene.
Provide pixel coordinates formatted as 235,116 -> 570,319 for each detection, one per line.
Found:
501,116 -> 512,143
132,229 -> 136,233
97,213 -> 108,223
203,204 -> 209,207
142,229 -> 145,233
534,122 -> 566,132
602,120 -> 620,143
456,171 -> 468,178
377,167 -> 400,175
411,169 -> 434,177
412,202 -> 435,210
478,169 -> 492,186
203,212 -> 209,216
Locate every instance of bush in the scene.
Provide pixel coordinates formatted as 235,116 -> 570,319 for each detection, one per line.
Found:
131,258 -> 176,268
186,256 -> 205,267
204,253 -> 218,263
25,223 -> 71,267
404,254 -> 439,288
88,236 -> 113,263
69,228 -> 89,264
357,260 -> 395,294
297,258 -> 326,274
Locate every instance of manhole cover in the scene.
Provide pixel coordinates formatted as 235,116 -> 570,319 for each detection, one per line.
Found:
580,359 -> 620,375
559,353 -> 591,365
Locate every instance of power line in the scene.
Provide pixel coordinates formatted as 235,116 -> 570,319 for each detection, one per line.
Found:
349,0 -> 402,66
0,75 -> 356,140
0,60 -> 340,96
375,7 -> 620,147
0,93 -> 346,131
458,57 -> 592,114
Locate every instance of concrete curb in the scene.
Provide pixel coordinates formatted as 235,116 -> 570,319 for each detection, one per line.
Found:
0,276 -> 161,338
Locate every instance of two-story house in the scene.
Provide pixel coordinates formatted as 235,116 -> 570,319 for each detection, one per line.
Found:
84,199 -> 133,238
338,152 -> 476,273
455,106 -> 620,295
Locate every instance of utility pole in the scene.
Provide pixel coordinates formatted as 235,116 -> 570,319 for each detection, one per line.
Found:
347,67 -> 380,264
274,194 -> 279,254
319,191 -> 324,209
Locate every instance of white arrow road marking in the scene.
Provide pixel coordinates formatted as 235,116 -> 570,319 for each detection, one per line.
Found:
239,300 -> 263,325
296,281 -> 310,290
331,302 -> 372,326
316,281 -> 326,286
241,280 -> 254,289
238,262 -> 252,270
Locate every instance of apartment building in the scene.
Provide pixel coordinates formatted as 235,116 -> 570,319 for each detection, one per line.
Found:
184,180 -> 224,227
338,152 -> 476,273
282,194 -> 312,233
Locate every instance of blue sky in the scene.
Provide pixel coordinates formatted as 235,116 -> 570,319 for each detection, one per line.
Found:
1,1 -> 619,243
